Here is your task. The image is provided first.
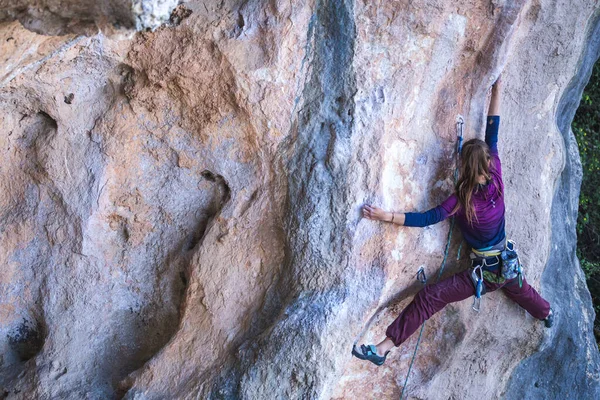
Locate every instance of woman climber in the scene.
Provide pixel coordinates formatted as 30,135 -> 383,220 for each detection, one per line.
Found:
352,76 -> 554,366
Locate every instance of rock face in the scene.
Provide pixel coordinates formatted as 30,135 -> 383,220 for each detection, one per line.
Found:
0,0 -> 599,399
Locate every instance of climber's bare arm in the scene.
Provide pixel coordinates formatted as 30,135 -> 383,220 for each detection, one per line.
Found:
489,75 -> 502,115
362,204 -> 406,225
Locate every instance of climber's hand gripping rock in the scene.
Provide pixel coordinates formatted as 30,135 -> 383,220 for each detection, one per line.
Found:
363,204 -> 405,225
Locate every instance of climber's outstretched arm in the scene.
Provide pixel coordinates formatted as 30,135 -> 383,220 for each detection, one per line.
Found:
489,75 -> 502,115
363,195 -> 456,227
486,76 -> 502,155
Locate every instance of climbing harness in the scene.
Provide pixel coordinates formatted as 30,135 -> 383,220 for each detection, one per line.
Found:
469,239 -> 524,312
399,116 -> 463,400
471,240 -> 524,284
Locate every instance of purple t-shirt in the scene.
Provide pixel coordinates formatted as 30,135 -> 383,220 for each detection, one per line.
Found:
404,116 -> 505,249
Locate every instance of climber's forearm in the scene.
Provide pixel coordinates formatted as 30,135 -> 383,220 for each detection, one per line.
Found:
385,211 -> 405,226
374,210 -> 406,225
489,77 -> 502,115
362,205 -> 405,225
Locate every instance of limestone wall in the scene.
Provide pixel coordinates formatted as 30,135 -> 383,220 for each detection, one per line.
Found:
0,1 -> 599,399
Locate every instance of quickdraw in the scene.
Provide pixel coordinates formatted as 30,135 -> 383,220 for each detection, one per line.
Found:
472,264 -> 484,312
416,266 -> 427,285
456,115 -> 464,155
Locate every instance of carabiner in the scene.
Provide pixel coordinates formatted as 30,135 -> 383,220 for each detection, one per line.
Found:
456,115 -> 464,154
472,265 -> 484,312
416,267 -> 427,285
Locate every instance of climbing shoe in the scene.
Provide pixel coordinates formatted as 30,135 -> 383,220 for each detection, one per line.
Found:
544,308 -> 554,328
351,344 -> 388,366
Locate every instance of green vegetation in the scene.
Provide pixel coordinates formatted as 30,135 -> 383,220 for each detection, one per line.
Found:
573,60 -> 600,344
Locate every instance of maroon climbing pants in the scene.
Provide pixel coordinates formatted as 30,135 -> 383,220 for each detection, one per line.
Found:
385,268 -> 551,346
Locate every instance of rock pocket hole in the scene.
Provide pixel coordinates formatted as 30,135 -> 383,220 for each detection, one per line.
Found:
8,317 -> 46,362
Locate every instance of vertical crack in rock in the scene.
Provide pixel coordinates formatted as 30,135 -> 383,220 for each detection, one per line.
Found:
203,1 -> 359,398
505,9 -> 600,399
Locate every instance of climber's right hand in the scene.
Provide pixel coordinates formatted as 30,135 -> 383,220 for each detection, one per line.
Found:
489,74 -> 502,115
362,204 -> 391,222
492,74 -> 502,90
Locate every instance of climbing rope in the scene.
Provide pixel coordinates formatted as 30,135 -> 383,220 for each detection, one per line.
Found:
399,116 -> 464,400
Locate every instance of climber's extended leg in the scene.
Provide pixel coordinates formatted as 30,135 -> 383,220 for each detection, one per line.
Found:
384,268 -> 475,347
353,270 -> 475,364
501,277 -> 551,320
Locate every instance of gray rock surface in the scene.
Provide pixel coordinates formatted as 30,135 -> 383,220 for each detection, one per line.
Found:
0,0 -> 599,399
505,9 -> 600,399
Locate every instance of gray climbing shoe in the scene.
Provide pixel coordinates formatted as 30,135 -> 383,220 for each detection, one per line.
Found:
352,344 -> 388,366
